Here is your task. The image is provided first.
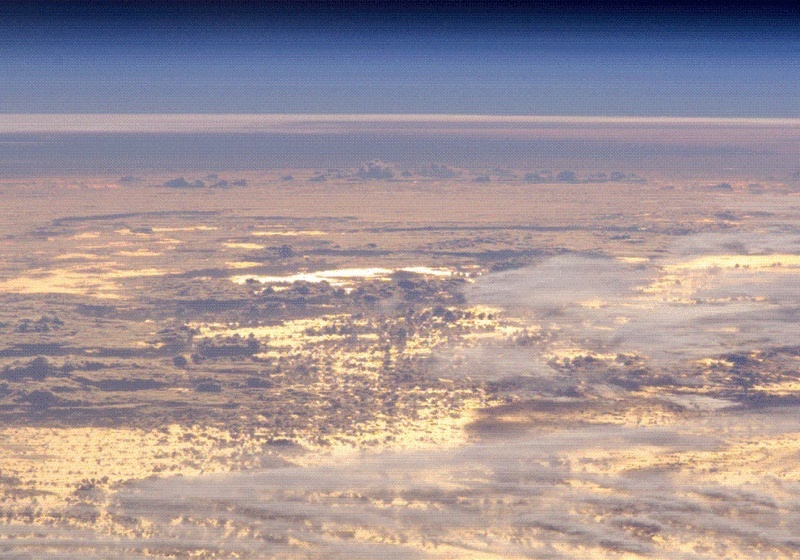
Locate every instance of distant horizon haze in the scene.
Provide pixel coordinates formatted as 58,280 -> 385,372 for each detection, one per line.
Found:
2,114 -> 799,134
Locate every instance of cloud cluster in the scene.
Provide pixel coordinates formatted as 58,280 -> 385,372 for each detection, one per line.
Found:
161,176 -> 246,188
10,387 -> 800,558
65,410 -> 796,559
5,232 -> 799,558
354,160 -> 396,180
415,163 -> 460,179
524,170 -> 645,184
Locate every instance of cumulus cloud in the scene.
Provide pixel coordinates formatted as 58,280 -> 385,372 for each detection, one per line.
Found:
354,161 -> 395,180
523,172 -> 549,183
556,170 -> 579,183
161,176 -> 246,188
705,182 -> 734,192
414,163 -> 459,179
523,170 -> 644,184
163,177 -> 205,188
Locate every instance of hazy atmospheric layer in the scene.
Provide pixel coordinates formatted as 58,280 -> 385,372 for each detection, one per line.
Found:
3,114 -> 800,133
1,115 -> 798,176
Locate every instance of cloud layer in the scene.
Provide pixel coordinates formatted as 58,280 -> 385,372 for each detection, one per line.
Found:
468,232 -> 800,366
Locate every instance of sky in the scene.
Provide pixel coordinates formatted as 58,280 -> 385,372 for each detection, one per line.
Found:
1,0 -> 799,116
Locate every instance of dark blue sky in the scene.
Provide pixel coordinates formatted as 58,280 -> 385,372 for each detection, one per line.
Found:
1,1 -> 798,116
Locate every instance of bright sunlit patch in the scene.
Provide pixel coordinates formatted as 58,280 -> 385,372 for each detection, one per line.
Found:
666,254 -> 800,271
401,266 -> 454,277
0,424 -> 273,536
578,298 -> 607,308
546,347 -> 618,362
116,249 -> 162,257
639,253 -> 800,308
751,380 -> 800,395
661,393 -> 737,411
696,357 -> 737,368
224,242 -> 265,250
232,266 -> 453,286
71,231 -> 101,239
0,267 -> 167,298
54,252 -> 101,260
150,226 -> 219,232
250,230 -> 327,237
191,314 -> 357,345
232,268 -> 389,285
114,228 -> 150,236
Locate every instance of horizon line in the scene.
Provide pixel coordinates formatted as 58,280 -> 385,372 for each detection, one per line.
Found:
1,113 -> 799,134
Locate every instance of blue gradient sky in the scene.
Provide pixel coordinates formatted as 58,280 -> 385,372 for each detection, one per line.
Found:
1,1 -> 798,116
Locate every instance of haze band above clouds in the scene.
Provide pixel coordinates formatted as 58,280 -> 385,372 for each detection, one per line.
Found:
2,115 -> 798,157
2,114 -> 800,134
